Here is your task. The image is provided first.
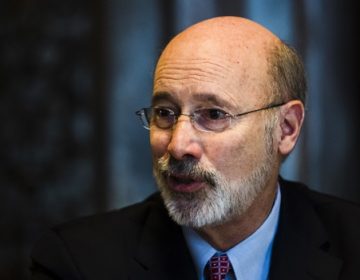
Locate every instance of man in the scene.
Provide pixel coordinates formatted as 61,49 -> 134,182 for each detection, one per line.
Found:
31,16 -> 360,279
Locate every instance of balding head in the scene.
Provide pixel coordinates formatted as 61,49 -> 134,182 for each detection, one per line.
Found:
154,16 -> 306,105
162,16 -> 279,62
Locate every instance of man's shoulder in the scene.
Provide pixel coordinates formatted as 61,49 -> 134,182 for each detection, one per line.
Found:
280,178 -> 360,238
280,178 -> 360,214
30,193 -> 183,278
271,178 -> 360,278
53,192 -> 165,235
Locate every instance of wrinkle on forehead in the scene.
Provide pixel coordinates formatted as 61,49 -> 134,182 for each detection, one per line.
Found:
156,59 -> 230,78
155,58 -> 232,84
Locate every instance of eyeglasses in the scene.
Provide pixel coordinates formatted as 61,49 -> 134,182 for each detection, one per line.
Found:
135,102 -> 285,132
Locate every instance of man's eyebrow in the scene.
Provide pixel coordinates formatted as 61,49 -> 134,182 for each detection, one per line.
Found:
151,92 -> 235,109
151,92 -> 176,105
192,93 -> 234,109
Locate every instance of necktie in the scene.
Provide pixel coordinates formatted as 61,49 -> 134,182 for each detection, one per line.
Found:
205,253 -> 232,280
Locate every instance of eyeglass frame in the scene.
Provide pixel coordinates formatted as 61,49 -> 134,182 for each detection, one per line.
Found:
135,101 -> 287,132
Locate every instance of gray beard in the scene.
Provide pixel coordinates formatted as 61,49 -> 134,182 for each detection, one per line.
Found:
153,152 -> 274,228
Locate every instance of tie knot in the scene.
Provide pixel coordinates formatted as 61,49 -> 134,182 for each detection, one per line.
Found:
206,253 -> 232,280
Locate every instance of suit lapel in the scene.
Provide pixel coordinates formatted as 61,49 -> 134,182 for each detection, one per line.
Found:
269,181 -> 343,280
130,198 -> 197,280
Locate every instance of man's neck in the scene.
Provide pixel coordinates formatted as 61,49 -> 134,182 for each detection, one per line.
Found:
195,180 -> 278,251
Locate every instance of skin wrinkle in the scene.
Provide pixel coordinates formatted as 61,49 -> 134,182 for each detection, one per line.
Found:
156,70 -> 224,82
155,62 -> 231,85
154,73 -> 218,84
155,60 -> 231,77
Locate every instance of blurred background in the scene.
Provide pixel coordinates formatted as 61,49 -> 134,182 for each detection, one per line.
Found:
0,0 -> 359,279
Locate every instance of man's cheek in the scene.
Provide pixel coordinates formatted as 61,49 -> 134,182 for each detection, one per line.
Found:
150,132 -> 170,158
214,144 -> 248,177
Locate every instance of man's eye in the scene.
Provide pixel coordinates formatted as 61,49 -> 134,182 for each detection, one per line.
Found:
201,109 -> 228,120
154,108 -> 174,118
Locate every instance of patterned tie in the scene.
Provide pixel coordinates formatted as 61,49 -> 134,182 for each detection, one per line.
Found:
205,253 -> 232,280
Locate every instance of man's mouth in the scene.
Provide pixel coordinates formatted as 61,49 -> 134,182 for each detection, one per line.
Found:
166,174 -> 207,193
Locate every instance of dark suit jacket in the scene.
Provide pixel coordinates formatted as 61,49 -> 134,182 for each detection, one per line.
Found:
30,179 -> 360,279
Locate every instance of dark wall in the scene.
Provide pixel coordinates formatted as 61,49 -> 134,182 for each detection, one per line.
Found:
0,1 -> 107,278
321,1 -> 360,201
297,1 -> 360,202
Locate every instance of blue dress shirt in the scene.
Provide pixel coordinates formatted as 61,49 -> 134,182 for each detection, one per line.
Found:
182,187 -> 281,280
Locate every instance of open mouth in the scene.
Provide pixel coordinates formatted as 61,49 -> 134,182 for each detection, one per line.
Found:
171,175 -> 197,184
167,174 -> 206,193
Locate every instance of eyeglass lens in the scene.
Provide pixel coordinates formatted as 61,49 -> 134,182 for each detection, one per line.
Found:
146,108 -> 231,132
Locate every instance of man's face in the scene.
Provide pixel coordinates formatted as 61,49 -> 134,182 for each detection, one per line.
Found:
150,43 -> 279,228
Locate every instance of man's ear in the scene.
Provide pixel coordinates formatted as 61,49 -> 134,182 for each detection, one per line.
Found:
278,100 -> 305,156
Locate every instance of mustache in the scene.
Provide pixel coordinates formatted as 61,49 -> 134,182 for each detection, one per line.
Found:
157,156 -> 216,187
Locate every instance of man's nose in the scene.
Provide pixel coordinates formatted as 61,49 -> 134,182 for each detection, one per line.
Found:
167,116 -> 203,160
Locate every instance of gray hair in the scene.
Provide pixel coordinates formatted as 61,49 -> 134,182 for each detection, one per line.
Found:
267,42 -> 307,106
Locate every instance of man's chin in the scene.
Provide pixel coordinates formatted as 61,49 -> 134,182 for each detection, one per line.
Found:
159,188 -> 229,228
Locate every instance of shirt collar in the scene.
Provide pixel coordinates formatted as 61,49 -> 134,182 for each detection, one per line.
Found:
182,186 -> 281,280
